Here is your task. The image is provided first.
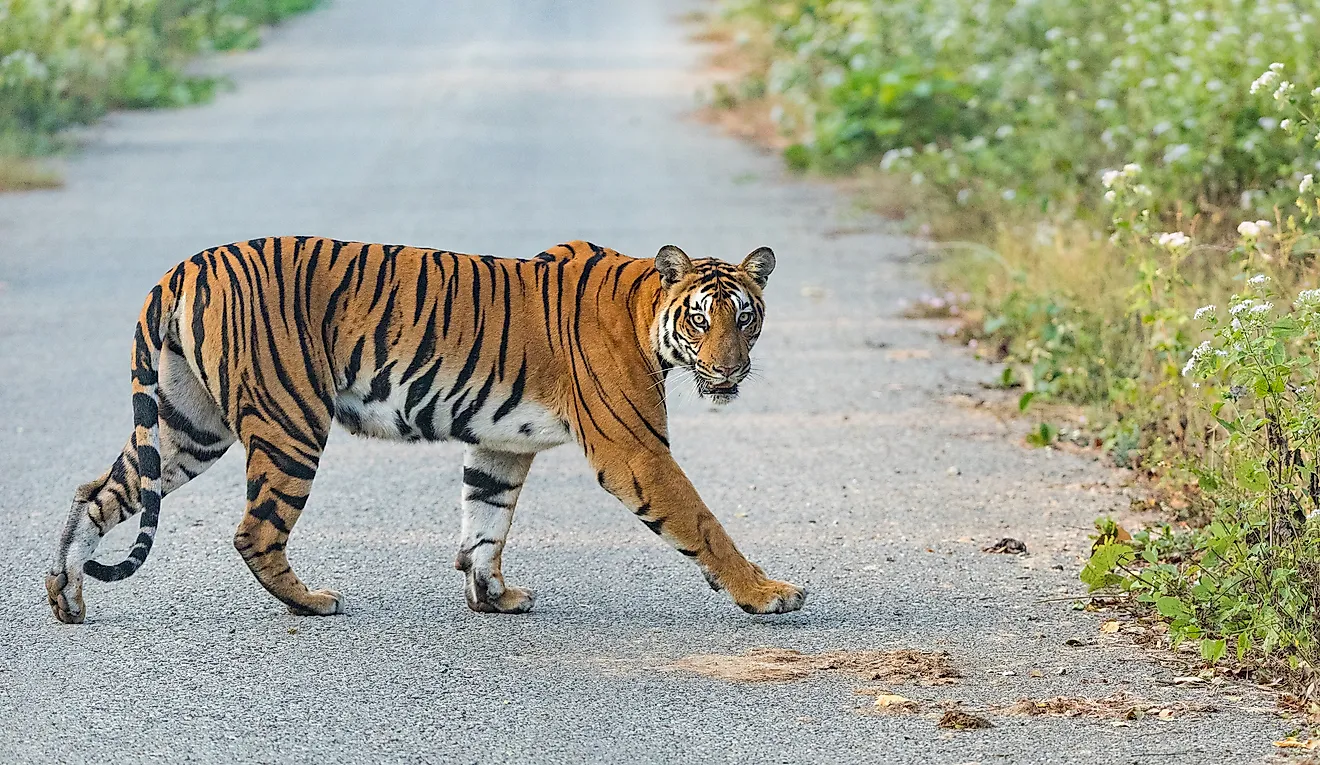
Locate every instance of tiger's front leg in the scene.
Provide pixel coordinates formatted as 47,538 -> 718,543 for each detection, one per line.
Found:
595,450 -> 805,614
454,447 -> 536,614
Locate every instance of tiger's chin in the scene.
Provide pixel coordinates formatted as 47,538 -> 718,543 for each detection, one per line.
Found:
697,382 -> 740,406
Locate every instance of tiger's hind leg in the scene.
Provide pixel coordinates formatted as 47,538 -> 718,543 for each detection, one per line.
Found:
47,347 -> 235,623
454,447 -> 536,614
234,419 -> 342,616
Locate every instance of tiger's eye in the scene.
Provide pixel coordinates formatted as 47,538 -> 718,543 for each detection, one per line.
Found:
691,314 -> 708,330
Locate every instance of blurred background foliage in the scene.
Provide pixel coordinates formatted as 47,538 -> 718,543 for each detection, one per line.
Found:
0,0 -> 318,182
719,0 -> 1317,216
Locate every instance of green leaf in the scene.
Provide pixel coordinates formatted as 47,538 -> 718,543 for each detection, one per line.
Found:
1155,596 -> 1188,619
1018,391 -> 1036,411
1200,638 -> 1227,664
1237,632 -> 1251,660
1080,543 -> 1134,591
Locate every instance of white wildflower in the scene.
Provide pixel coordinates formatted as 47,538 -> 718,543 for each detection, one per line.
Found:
1104,190 -> 1117,202
1238,220 -> 1261,237
1251,68 -> 1280,94
1295,289 -> 1320,309
1157,231 -> 1191,251
1230,299 -> 1254,315
1250,302 -> 1273,314
1163,144 -> 1191,164
1182,340 -> 1214,378
1102,169 -> 1121,188
0,50 -> 48,84
1001,188 -> 1016,201
1275,81 -> 1295,101
1193,305 -> 1215,320
1281,119 -> 1293,131
1122,163 -> 1142,177
1249,274 -> 1270,284
1271,62 -> 1286,72
1302,174 -> 1315,194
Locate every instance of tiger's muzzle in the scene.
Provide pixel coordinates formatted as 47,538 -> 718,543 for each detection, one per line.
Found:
695,363 -> 746,403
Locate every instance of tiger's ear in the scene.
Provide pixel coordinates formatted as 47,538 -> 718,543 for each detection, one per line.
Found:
740,247 -> 775,288
655,245 -> 694,287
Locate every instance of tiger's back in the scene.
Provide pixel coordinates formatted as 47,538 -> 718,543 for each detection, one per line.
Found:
175,237 -> 656,454
46,236 -> 805,623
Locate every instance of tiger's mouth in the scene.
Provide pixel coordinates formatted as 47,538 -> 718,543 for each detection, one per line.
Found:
697,380 -> 740,403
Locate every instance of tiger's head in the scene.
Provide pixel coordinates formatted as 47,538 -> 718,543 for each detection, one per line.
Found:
651,244 -> 776,405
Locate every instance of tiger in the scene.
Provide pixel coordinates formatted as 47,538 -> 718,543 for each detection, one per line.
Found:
45,237 -> 806,623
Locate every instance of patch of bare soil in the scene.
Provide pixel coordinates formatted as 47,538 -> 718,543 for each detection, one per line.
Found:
856,689 -> 1217,728
938,710 -> 994,729
669,647 -> 960,685
996,692 -> 1216,721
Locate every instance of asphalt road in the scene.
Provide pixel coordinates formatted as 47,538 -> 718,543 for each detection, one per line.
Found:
0,1 -> 1286,762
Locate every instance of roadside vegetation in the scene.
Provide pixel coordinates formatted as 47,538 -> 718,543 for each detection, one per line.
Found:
0,0 -> 318,189
704,0 -> 1320,687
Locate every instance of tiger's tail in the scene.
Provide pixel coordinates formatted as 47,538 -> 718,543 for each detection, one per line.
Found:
84,275 -> 180,582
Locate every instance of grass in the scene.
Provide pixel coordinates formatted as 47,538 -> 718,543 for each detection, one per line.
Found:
0,0 -> 321,189
0,155 -> 61,192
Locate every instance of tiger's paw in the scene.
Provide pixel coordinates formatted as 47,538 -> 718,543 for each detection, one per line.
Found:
287,588 -> 344,616
734,579 -> 807,615
466,580 -> 536,615
46,571 -> 85,625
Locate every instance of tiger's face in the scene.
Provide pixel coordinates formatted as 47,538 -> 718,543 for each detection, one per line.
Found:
652,245 -> 776,405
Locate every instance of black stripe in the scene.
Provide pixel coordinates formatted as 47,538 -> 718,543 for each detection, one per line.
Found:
248,435 -> 318,481
159,391 -> 225,446
463,466 -> 516,504
492,360 -> 527,422
132,391 -> 158,429
363,363 -> 394,404
400,304 -> 439,382
249,498 -> 292,534
413,255 -> 429,324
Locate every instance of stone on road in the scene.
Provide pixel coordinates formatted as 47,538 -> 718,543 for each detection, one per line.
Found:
0,1 -> 1281,762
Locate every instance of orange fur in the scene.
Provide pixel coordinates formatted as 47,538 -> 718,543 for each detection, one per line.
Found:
46,237 -> 804,622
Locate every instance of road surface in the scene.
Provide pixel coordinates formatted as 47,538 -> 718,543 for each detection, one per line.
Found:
0,1 -> 1283,762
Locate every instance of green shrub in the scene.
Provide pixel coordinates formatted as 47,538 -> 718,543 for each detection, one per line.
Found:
719,1 -> 1320,675
0,0 -> 319,153
1080,77 -> 1320,671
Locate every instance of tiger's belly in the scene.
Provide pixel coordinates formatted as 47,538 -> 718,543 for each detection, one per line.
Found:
332,387 -> 573,454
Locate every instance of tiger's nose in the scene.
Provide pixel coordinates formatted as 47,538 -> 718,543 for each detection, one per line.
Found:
712,364 -> 738,379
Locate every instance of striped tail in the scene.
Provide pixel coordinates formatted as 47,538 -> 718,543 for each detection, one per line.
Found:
84,279 -> 176,582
